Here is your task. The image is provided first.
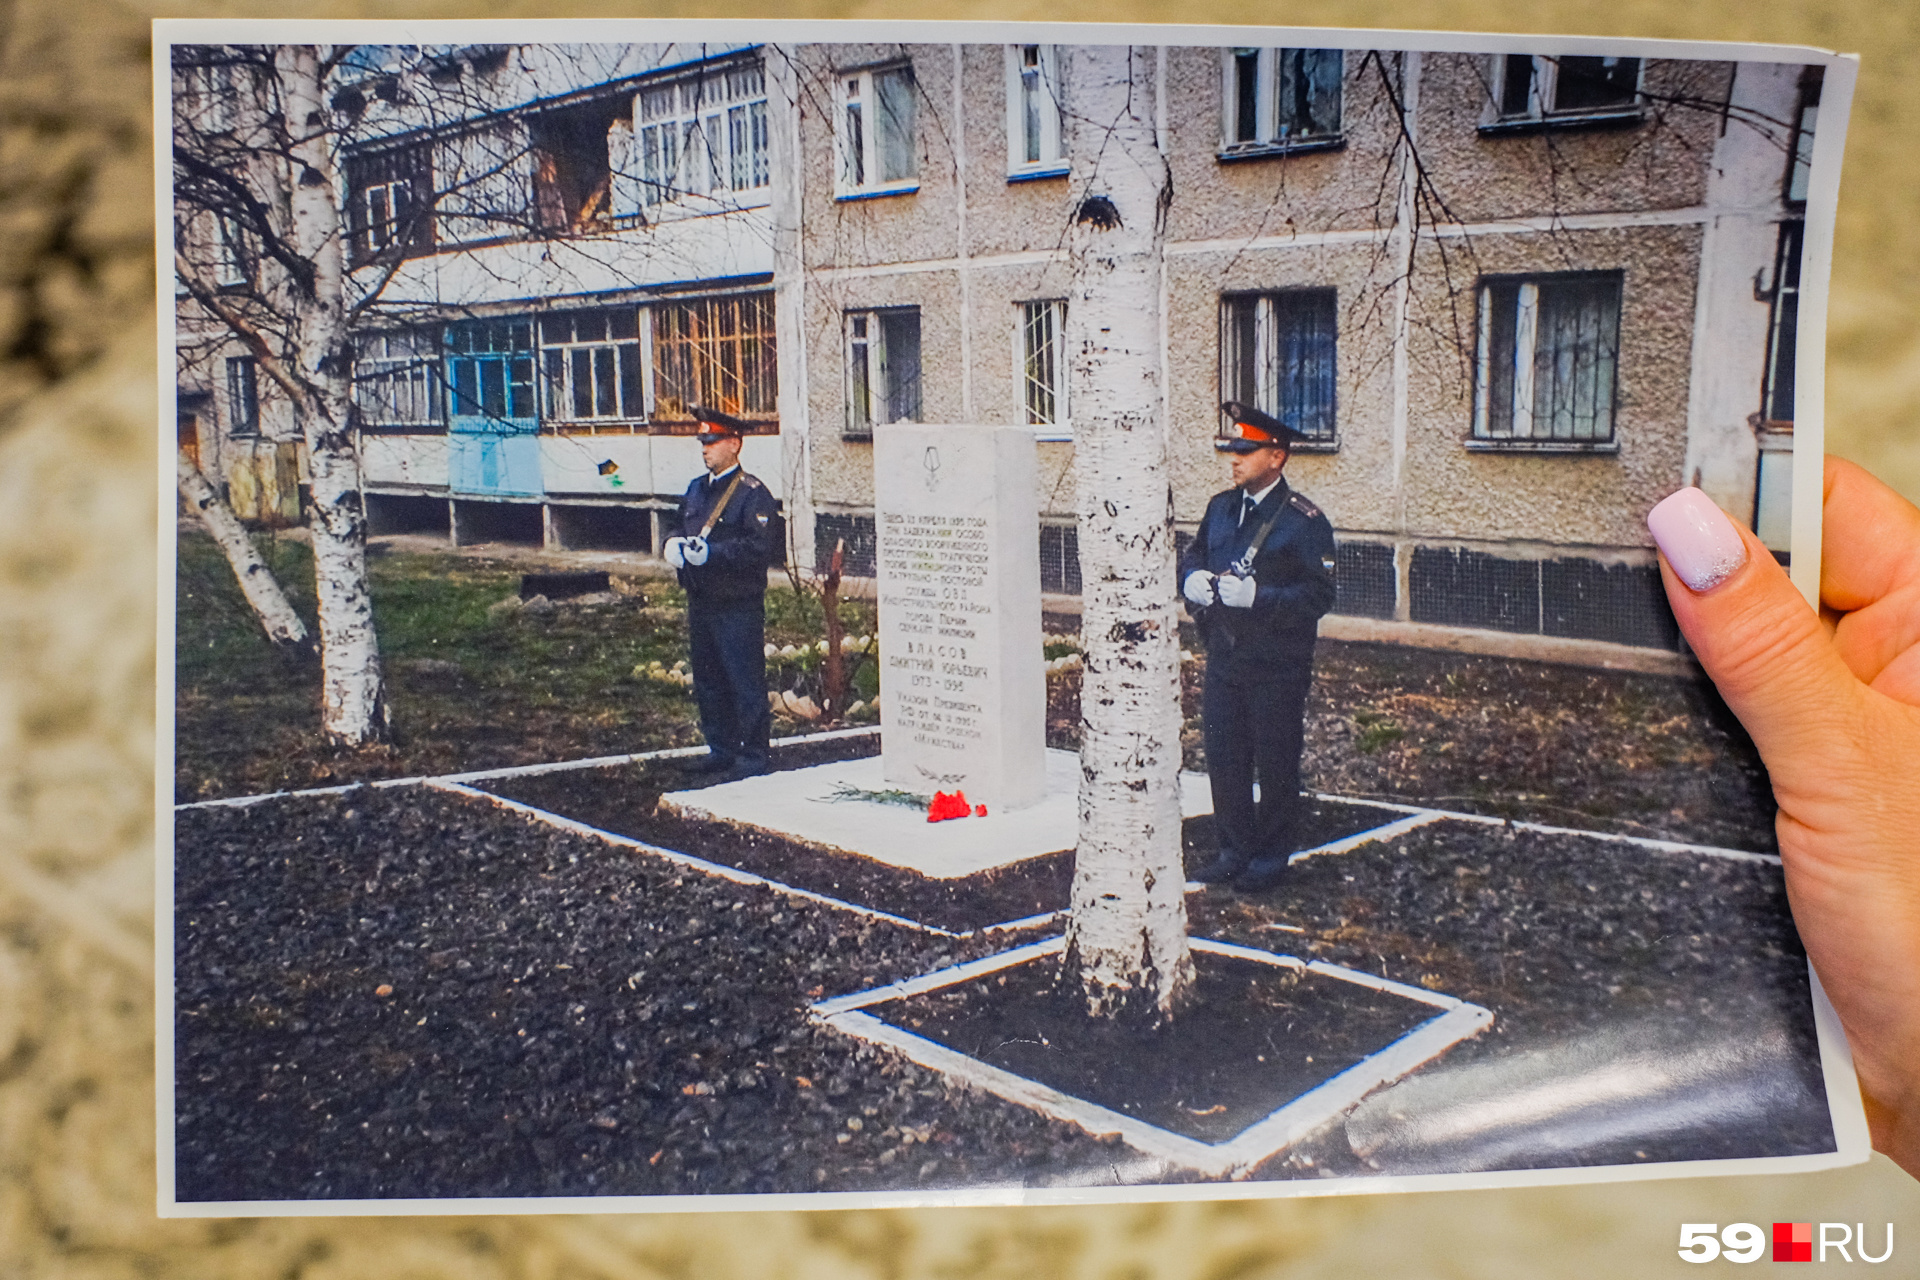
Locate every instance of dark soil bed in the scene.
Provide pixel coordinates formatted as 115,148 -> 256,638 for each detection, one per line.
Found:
481,748 -> 1398,933
173,784 -> 1133,1202
878,951 -> 1438,1144
1187,819 -> 1835,1176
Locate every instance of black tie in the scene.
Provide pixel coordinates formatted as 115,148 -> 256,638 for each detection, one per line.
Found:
1240,492 -> 1257,526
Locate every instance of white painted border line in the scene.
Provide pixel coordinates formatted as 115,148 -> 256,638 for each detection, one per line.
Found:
1288,811 -> 1447,865
173,726 -> 882,811
428,779 -> 962,939
812,935 -> 1493,1178
1306,792 -> 1779,865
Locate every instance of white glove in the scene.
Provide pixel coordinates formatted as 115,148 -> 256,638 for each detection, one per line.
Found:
683,536 -> 710,566
662,537 -> 688,569
1182,570 -> 1217,608
1215,573 -> 1257,609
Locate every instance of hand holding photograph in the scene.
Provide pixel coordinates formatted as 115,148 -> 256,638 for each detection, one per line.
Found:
158,18 -> 1866,1215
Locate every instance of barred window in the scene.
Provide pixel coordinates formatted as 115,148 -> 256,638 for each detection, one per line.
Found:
1473,274 -> 1622,446
846,308 -> 921,437
637,60 -> 768,207
539,308 -> 644,427
353,329 -> 442,432
1020,299 -> 1067,437
1219,289 -> 1338,445
649,292 -> 777,426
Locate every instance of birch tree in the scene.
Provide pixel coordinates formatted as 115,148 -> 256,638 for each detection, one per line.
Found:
176,449 -> 313,658
1061,45 -> 1194,1021
174,44 -> 388,745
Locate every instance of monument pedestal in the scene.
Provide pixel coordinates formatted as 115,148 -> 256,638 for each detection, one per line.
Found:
874,425 -> 1046,812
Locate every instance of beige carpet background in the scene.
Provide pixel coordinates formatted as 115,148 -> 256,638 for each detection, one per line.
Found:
3,0 -> 1918,1274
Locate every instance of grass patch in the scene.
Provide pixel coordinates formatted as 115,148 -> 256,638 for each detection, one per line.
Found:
174,531 -> 877,801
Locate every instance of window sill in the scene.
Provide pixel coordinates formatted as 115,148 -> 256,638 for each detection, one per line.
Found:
1477,109 -> 1645,137
1007,163 -> 1070,184
1464,438 -> 1619,454
1033,429 -> 1072,443
1215,136 -> 1345,163
834,182 -> 920,203
1283,440 -> 1339,454
841,432 -> 873,444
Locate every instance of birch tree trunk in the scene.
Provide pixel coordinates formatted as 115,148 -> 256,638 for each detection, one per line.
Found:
277,45 -> 389,746
1061,45 -> 1194,1021
176,449 -> 314,657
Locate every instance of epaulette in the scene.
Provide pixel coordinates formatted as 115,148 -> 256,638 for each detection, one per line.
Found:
740,473 -> 767,490
1288,491 -> 1323,520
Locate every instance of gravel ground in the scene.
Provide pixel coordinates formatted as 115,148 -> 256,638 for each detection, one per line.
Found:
173,768 -> 1835,1202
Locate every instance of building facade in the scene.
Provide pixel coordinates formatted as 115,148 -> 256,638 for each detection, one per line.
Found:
173,41 -> 1818,657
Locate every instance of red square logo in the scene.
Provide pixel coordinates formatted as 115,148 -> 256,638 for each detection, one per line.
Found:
1774,1222 -> 1813,1262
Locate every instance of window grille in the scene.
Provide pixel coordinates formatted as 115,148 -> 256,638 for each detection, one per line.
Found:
1473,274 -> 1622,445
1021,300 -> 1067,435
1219,289 -> 1338,445
353,329 -> 442,432
649,292 -> 778,425
845,308 -> 922,436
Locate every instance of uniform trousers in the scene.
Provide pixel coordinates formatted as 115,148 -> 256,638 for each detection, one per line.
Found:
688,599 -> 770,769
1203,660 -> 1314,879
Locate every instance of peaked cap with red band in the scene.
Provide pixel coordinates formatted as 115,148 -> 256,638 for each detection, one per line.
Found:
1217,400 -> 1303,453
691,404 -> 751,443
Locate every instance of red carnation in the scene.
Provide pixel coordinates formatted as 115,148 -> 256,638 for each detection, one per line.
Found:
927,790 -> 972,822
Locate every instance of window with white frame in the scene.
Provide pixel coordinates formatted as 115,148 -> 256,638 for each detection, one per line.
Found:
636,60 -> 769,208
213,214 -> 252,287
837,65 -> 917,197
226,356 -> 260,437
1219,290 -> 1338,446
1785,67 -> 1822,206
1473,274 -> 1622,446
1221,48 -> 1343,154
1006,45 -> 1065,178
1020,300 -> 1068,436
353,329 -> 443,432
845,308 -> 922,436
345,144 -> 433,264
539,309 -> 644,428
1490,55 -> 1642,127
1759,221 -> 1803,427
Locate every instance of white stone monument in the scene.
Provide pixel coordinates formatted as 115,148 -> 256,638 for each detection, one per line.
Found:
874,425 -> 1046,811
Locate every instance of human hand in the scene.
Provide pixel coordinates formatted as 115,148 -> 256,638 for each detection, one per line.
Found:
1215,573 -> 1257,609
662,536 -> 687,570
684,536 -> 710,566
1183,570 -> 1217,608
1648,462 -> 1920,1180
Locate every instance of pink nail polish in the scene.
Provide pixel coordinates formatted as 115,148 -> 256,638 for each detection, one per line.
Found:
1647,487 -> 1747,592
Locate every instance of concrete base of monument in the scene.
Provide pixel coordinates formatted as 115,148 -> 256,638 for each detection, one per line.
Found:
658,748 -> 1214,880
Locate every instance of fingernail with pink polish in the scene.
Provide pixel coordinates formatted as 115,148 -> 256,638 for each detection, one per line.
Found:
1648,487 -> 1747,592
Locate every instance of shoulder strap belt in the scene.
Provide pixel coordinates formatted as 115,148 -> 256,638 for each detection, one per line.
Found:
698,472 -> 746,538
1228,505 -> 1286,577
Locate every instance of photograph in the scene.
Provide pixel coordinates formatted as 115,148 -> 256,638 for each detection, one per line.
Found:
159,20 -> 1866,1213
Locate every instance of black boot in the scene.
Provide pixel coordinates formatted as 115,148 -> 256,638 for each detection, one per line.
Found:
1231,856 -> 1291,895
683,751 -> 735,775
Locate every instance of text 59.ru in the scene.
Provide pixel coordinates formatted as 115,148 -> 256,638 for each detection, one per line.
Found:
1680,1223 -> 1895,1264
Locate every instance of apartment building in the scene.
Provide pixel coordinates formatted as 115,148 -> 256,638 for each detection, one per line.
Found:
173,40 -> 1818,657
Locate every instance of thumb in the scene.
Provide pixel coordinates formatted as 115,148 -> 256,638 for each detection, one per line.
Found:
1648,487 -> 1858,783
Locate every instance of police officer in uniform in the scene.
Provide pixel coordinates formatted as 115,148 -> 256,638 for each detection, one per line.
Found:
1178,401 -> 1337,893
663,406 -> 782,780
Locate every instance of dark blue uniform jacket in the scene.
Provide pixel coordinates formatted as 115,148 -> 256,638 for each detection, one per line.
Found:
1178,480 -> 1336,684
675,469 -> 782,605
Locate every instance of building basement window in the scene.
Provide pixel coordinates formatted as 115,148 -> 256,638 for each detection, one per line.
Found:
1473,273 -> 1622,448
1219,289 -> 1338,447
1220,48 -> 1343,158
